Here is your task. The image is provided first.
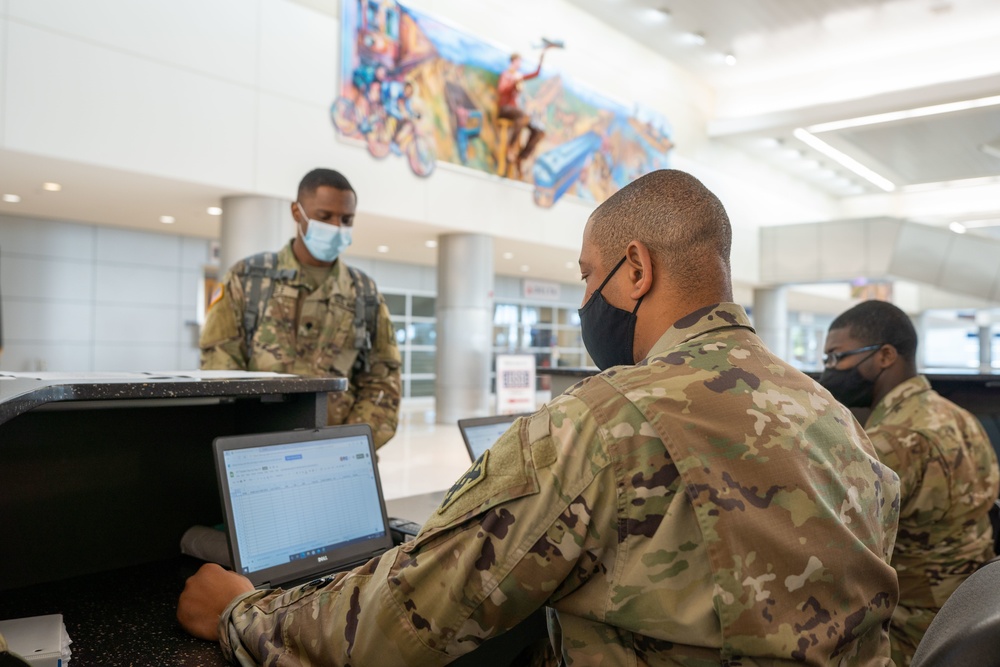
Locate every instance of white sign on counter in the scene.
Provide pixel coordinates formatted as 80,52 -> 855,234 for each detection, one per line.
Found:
496,354 -> 536,415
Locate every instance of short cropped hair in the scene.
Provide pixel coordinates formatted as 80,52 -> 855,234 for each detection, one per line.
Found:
298,168 -> 356,202
829,300 -> 918,363
588,169 -> 732,291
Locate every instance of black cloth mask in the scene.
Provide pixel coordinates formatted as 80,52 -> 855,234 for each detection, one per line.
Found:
818,350 -> 882,408
579,256 -> 643,370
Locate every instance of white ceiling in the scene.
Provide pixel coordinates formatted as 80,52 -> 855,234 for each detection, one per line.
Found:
3,0 -> 1000,277
570,0 -> 1000,228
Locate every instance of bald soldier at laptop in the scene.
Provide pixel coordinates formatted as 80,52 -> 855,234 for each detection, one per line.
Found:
180,170 -> 900,665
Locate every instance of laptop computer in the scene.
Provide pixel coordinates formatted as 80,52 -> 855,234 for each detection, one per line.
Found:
213,424 -> 395,589
457,413 -> 531,462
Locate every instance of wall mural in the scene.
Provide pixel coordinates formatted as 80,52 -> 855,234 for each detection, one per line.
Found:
331,0 -> 674,208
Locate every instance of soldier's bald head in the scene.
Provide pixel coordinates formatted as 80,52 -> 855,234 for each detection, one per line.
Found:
587,170 -> 732,298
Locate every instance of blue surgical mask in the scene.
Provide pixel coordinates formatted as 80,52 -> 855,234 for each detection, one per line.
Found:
297,203 -> 352,262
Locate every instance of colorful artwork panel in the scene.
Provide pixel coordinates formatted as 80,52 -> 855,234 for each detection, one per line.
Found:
332,0 -> 674,207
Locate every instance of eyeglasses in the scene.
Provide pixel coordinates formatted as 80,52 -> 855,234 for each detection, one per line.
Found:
823,344 -> 883,369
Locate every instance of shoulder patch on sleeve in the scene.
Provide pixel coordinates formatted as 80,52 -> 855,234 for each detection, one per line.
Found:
527,410 -> 550,444
208,284 -> 224,309
438,450 -> 489,513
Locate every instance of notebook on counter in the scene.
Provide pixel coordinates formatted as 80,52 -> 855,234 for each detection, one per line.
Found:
457,413 -> 531,462
213,424 -> 394,589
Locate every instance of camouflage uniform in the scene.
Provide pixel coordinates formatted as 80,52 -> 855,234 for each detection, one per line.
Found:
200,241 -> 402,448
217,303 -> 900,666
864,375 -> 999,665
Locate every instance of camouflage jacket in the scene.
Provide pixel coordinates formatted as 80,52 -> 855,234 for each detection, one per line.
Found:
217,303 -> 900,666
865,375 -> 999,664
200,242 -> 402,448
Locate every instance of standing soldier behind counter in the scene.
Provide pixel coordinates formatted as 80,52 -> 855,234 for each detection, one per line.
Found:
200,168 -> 402,448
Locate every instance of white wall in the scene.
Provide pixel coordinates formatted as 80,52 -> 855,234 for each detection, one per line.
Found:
0,0 -> 844,289
0,214 -> 210,372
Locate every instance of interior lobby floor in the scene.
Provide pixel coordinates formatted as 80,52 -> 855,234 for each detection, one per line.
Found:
376,396 -> 550,501
376,398 -> 474,500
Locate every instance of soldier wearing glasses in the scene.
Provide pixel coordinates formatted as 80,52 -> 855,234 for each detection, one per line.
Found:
820,299 -> 1000,666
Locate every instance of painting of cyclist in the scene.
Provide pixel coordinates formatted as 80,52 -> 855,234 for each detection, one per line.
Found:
385,81 -> 421,151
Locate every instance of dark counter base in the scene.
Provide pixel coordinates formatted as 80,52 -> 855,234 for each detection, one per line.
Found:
1,556 -> 228,667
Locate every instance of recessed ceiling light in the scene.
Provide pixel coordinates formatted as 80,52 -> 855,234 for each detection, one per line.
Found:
949,222 -> 967,234
376,245 -> 389,253
502,252 -> 514,260
2,194 -> 20,203
793,128 -> 895,192
424,240 -> 438,248
520,264 -> 530,272
724,53 -> 737,66
207,206 -> 223,216
807,94 -> 1000,133
159,215 -> 176,224
42,182 -> 62,192
681,31 -> 706,46
642,7 -> 670,22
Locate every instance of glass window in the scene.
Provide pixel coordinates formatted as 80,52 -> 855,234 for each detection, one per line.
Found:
557,353 -> 583,367
392,320 -> 407,344
925,327 -> 978,368
412,296 -> 436,318
559,309 -> 582,326
410,379 -> 435,397
494,303 -> 519,326
557,329 -> 582,348
494,326 -> 516,348
410,322 -> 436,346
527,327 -> 555,348
383,293 -> 406,317
411,350 -> 436,374
522,306 -> 539,326
537,307 -> 555,324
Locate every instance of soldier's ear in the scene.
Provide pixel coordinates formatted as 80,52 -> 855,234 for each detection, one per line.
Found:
625,240 -> 653,301
876,344 -> 898,369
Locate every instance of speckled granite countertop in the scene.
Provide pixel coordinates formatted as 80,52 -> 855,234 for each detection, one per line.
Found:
1,556 -> 229,666
0,372 -> 347,426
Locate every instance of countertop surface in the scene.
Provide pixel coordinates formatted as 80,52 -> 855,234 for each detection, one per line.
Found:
0,371 -> 347,425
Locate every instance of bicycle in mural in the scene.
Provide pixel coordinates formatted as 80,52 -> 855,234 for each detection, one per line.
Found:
331,88 -> 435,177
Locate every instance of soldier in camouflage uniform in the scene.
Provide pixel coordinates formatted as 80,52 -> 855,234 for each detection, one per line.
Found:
179,170 -> 900,665
200,169 -> 402,448
820,300 -> 999,665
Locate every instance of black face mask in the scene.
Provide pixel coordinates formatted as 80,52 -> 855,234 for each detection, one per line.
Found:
818,350 -> 882,408
579,256 -> 643,370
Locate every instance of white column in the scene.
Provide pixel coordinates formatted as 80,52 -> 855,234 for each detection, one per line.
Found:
435,234 -> 494,424
752,286 -> 789,361
219,196 -> 296,274
977,311 -> 993,372
911,312 -> 928,371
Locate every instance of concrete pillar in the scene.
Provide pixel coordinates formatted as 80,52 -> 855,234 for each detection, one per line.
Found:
752,286 -> 789,361
435,233 -> 493,424
976,311 -> 993,372
910,313 -> 928,371
219,196 -> 296,274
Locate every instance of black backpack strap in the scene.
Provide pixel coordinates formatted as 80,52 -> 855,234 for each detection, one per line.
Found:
239,252 -> 296,354
347,266 -> 379,373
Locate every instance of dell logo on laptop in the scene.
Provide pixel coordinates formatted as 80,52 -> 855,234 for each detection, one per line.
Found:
317,555 -> 328,563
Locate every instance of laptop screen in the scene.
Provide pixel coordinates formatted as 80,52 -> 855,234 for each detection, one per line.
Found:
458,414 -> 530,461
214,425 -> 393,588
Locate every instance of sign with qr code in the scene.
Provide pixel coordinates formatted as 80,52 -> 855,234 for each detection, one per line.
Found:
496,355 -> 536,415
